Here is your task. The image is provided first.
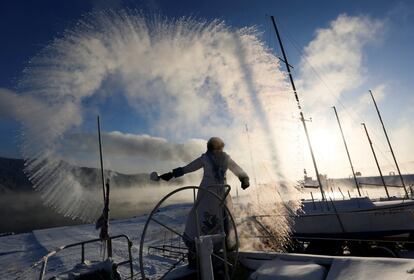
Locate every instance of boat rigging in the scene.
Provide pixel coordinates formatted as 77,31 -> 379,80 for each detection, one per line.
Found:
269,15 -> 326,201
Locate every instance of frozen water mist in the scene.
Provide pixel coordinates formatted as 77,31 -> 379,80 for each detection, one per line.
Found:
16,10 -> 302,245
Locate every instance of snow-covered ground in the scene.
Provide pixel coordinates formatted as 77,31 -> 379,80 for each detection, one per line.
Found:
0,203 -> 192,279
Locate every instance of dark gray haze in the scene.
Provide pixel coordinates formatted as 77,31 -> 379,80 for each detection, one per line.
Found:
0,157 -> 188,233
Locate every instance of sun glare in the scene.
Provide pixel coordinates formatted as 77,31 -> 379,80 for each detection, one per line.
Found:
311,128 -> 338,160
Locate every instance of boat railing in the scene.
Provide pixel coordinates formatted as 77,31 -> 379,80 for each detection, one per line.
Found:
359,182 -> 406,188
293,235 -> 414,257
306,185 -> 411,207
148,244 -> 188,260
33,234 -> 134,280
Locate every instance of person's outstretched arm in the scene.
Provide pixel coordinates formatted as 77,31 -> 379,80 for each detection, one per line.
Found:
228,156 -> 250,189
159,155 -> 204,181
175,156 -> 204,176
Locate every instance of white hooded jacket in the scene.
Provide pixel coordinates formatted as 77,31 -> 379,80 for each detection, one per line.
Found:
179,151 -> 248,250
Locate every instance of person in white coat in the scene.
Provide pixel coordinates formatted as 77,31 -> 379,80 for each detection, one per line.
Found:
157,137 -> 250,256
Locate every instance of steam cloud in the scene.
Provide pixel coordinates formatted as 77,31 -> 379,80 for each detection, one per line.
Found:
298,14 -> 384,110
2,11 -> 301,223
62,132 -> 205,164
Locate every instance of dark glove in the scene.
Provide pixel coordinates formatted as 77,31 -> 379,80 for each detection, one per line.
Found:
172,167 -> 184,178
160,172 -> 173,181
240,177 -> 250,190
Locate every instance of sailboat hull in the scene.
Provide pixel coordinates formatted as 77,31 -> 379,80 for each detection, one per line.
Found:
293,198 -> 414,238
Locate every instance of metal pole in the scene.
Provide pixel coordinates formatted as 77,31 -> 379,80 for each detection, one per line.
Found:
98,116 -> 110,255
81,243 -> 85,263
105,179 -> 111,257
97,116 -> 106,201
270,15 -> 325,200
369,90 -> 408,198
361,123 -> 390,198
128,240 -> 134,279
39,258 -> 47,280
333,106 -> 361,196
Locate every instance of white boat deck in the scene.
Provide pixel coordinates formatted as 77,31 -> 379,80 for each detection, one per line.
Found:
241,251 -> 414,280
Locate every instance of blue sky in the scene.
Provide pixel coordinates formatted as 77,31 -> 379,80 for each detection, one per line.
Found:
1,0 -> 410,89
0,0 -> 413,180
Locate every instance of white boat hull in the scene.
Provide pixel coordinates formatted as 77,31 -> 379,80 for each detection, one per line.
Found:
293,198 -> 414,237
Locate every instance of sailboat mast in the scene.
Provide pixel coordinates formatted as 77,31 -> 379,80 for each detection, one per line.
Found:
270,16 -> 325,200
369,90 -> 408,198
333,106 -> 361,196
98,116 -> 106,202
361,122 -> 390,198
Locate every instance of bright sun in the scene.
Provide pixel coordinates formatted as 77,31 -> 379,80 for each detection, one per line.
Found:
310,128 -> 338,159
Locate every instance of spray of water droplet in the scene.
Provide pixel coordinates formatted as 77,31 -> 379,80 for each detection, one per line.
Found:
17,10 -> 302,247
